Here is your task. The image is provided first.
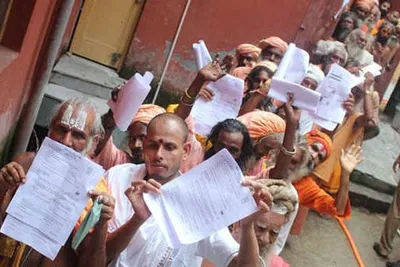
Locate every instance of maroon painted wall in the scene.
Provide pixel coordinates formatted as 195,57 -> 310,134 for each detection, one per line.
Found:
122,0 -> 328,93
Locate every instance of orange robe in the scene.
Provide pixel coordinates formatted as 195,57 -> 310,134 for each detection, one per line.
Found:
293,176 -> 351,219
90,136 -> 132,171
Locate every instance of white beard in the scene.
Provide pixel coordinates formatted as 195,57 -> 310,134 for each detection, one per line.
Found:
81,137 -> 94,156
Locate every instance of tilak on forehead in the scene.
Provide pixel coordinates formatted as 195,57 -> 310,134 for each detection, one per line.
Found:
61,104 -> 88,131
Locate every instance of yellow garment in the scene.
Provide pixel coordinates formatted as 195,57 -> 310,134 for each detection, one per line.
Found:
313,114 -> 364,193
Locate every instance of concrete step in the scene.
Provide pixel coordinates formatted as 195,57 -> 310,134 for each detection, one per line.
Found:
349,181 -> 393,214
50,54 -> 126,99
351,169 -> 397,195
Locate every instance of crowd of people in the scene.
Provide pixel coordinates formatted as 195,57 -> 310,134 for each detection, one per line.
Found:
0,0 -> 399,266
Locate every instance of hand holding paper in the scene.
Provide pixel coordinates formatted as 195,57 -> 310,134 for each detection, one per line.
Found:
108,72 -> 153,131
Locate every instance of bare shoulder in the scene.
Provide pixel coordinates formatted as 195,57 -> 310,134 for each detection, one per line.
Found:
12,152 -> 36,172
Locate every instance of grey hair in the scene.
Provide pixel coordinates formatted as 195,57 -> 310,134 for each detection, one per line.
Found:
345,28 -> 373,48
50,97 -> 105,138
315,40 -> 349,64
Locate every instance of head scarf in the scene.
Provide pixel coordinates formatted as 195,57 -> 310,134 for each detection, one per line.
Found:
256,60 -> 278,73
355,0 -> 374,11
235,44 -> 261,60
258,37 -> 288,53
232,66 -> 253,80
238,110 -> 285,139
304,64 -> 325,85
131,104 -> 166,126
305,129 -> 333,158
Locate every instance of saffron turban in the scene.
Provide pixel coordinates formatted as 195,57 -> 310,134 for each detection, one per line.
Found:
256,60 -> 278,73
236,43 -> 261,59
258,37 -> 288,53
131,104 -> 166,126
355,0 -> 374,11
232,66 -> 252,80
305,129 -> 333,158
304,64 -> 325,85
238,110 -> 286,139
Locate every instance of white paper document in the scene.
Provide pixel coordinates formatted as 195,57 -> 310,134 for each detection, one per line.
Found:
269,78 -> 321,112
1,137 -> 104,260
315,64 -> 353,124
274,43 -> 309,84
193,40 -> 212,70
108,72 -> 153,131
144,149 -> 258,248
191,75 -> 244,136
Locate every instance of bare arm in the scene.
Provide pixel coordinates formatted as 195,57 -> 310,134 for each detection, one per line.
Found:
355,73 -> 376,129
94,110 -> 116,155
270,94 -> 300,179
238,80 -> 271,116
336,145 -> 363,215
175,62 -> 224,120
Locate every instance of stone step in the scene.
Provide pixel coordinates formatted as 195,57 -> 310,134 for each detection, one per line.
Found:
50,54 -> 125,99
351,169 -> 397,195
349,181 -> 393,214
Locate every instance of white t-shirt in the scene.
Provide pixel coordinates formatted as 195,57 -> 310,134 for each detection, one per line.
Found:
106,163 -> 240,267
271,183 -> 299,255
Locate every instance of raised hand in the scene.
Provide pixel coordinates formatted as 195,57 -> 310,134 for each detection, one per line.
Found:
284,92 -> 301,126
239,179 -> 274,226
220,54 -> 238,73
363,72 -> 374,90
124,179 -> 161,222
343,93 -> 355,115
198,60 -> 225,82
340,145 -> 364,174
0,162 -> 26,191
89,190 -> 116,222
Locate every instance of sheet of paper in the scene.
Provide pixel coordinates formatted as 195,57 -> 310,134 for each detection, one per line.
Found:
144,149 -> 258,248
1,215 -> 61,260
193,40 -> 212,70
315,64 -> 353,124
268,78 -> 321,112
5,137 -> 104,247
191,75 -> 244,136
305,111 -> 339,131
274,43 -> 309,84
107,72 -> 153,131
361,62 -> 382,77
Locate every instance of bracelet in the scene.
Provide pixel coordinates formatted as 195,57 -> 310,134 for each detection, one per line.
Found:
280,146 -> 296,156
180,95 -> 194,106
184,89 -> 196,100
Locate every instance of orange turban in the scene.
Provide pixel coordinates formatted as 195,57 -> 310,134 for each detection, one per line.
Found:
131,104 -> 166,125
305,130 -> 333,158
256,60 -> 278,73
355,0 -> 374,11
236,44 -> 261,60
258,37 -> 288,53
232,66 -> 252,80
238,110 -> 286,139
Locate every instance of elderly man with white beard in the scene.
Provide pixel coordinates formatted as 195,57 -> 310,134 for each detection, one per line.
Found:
345,29 -> 374,66
0,98 -> 115,267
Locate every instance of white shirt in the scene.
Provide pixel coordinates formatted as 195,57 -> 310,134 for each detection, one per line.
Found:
271,183 -> 299,255
106,163 -> 240,267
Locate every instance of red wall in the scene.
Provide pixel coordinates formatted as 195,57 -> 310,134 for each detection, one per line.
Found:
0,0 -> 58,160
122,0 -> 343,93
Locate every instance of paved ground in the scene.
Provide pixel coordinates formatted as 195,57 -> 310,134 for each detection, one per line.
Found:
281,207 -> 400,267
357,114 -> 400,187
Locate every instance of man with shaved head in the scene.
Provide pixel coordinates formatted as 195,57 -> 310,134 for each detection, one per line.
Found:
0,98 -> 114,266
105,113 -> 274,267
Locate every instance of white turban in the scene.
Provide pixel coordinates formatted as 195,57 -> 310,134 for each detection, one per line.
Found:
304,64 -> 325,85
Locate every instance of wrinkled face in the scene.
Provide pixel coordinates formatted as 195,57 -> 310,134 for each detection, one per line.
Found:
308,141 -> 328,166
144,119 -> 189,182
287,146 -> 314,182
368,8 -> 380,23
214,130 -> 244,160
356,31 -> 368,49
128,122 -> 147,164
247,70 -> 270,91
48,104 -> 96,154
387,11 -> 399,24
379,25 -> 393,40
255,134 -> 283,159
355,6 -> 370,20
328,51 -> 346,66
340,17 -> 355,30
255,211 -> 286,254
301,77 -> 319,91
261,47 -> 284,64
238,53 -> 257,68
380,2 -> 391,16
